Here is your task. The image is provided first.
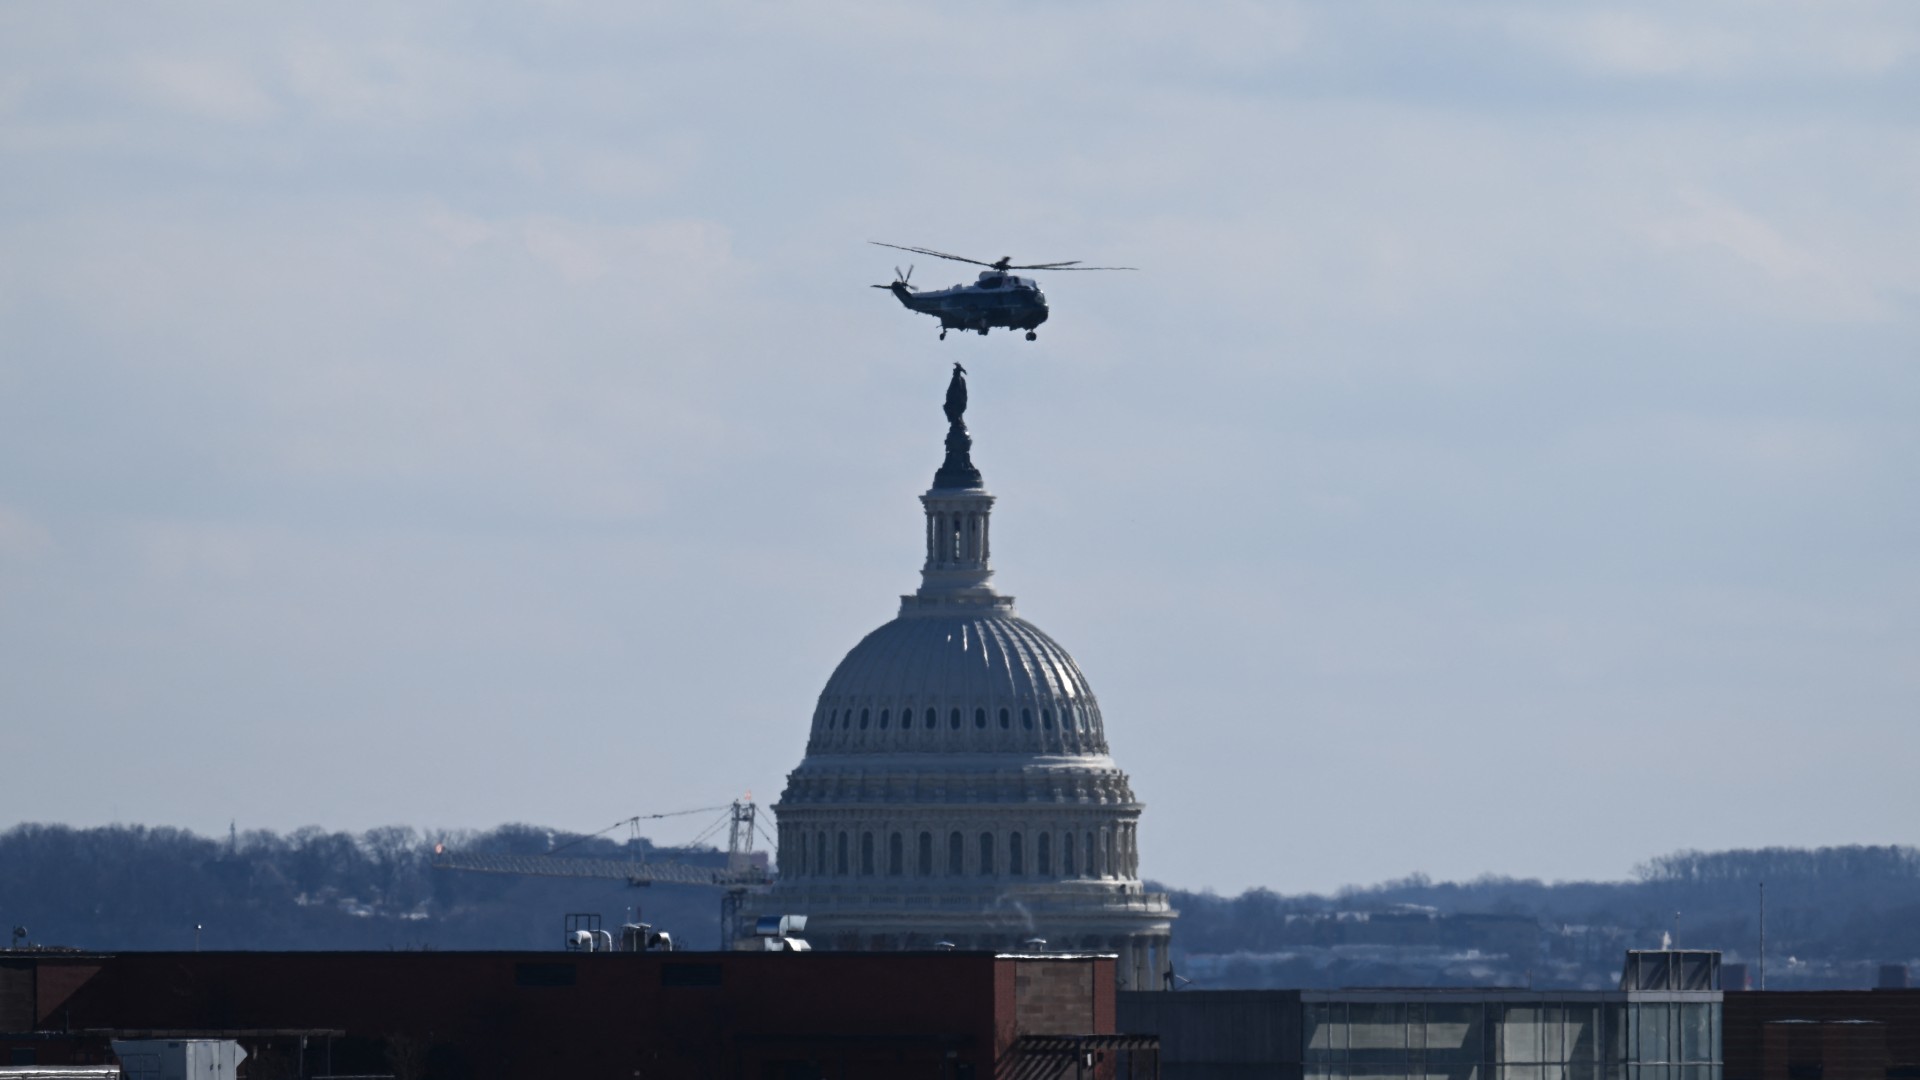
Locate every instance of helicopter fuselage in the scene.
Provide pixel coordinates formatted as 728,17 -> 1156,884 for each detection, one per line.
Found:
883,271 -> 1049,338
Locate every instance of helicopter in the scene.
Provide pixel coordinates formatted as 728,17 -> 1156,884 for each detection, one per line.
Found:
869,241 -> 1135,340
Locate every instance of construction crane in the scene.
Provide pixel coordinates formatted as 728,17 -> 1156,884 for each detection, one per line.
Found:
431,798 -> 774,948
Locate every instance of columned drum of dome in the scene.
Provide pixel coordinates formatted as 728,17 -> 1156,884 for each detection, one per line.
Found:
745,365 -> 1176,991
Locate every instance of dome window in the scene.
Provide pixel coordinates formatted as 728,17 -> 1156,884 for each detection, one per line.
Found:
949,708 -> 961,730
879,709 -> 890,729
1022,708 -> 1034,729
861,832 -> 875,875
860,709 -> 870,730
975,708 -> 986,729
901,709 -> 911,730
926,707 -> 938,729
1042,708 -> 1053,730
998,708 -> 1010,729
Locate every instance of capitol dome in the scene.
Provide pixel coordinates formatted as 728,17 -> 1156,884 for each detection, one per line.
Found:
805,613 -> 1109,757
746,366 -> 1175,990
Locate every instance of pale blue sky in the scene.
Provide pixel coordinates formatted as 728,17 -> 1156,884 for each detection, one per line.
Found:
1,2 -> 1915,893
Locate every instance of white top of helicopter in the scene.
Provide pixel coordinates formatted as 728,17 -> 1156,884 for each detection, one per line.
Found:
919,271 -> 1040,294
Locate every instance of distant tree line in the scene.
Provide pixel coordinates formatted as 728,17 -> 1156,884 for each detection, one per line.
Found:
1635,845 -> 1920,885
5,823 -> 1916,989
0,822 -> 726,953
1154,844 -> 1920,990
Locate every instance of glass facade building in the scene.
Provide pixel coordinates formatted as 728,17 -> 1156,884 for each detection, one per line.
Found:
1120,950 -> 1724,1080
1305,994 -> 1723,1080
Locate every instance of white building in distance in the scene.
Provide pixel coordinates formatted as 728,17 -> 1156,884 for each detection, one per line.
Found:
743,366 -> 1176,991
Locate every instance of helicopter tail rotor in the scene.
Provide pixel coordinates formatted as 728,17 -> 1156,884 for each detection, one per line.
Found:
871,264 -> 915,291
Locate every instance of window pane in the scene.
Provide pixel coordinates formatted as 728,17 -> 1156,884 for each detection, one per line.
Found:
1307,1003 -> 1341,1057
1679,1005 -> 1710,1063
1352,1004 -> 1408,1051
1424,1067 -> 1480,1080
1638,1006 -> 1671,1064
1567,1007 -> 1599,1065
1499,1006 -> 1544,1064
1426,1005 -> 1482,1063
1503,1066 -> 1542,1080
1604,1006 -> 1627,1064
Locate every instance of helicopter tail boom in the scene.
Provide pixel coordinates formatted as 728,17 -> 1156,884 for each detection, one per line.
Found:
870,281 -> 919,309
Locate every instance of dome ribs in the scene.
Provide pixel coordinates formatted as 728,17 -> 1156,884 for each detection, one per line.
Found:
812,612 -> 1109,758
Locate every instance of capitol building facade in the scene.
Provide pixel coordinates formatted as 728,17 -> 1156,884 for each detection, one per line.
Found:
744,368 -> 1175,991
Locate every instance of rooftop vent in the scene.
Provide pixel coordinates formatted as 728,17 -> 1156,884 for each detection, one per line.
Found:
755,914 -> 810,952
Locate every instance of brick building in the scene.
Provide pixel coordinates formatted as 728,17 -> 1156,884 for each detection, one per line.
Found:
1,949 -> 1154,1079
1724,990 -> 1920,1080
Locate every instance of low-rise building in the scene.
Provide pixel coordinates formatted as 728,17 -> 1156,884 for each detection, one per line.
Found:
1121,949 -> 1725,1080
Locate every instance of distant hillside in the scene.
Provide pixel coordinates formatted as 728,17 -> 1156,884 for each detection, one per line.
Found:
1157,845 -> 1920,990
0,822 -> 730,952
4,824 -> 1915,989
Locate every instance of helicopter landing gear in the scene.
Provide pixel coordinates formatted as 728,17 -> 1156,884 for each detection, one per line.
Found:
1025,331 -> 1037,341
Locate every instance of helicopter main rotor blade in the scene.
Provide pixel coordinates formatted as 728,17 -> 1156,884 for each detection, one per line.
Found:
869,241 -> 999,269
1010,264 -> 1138,271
